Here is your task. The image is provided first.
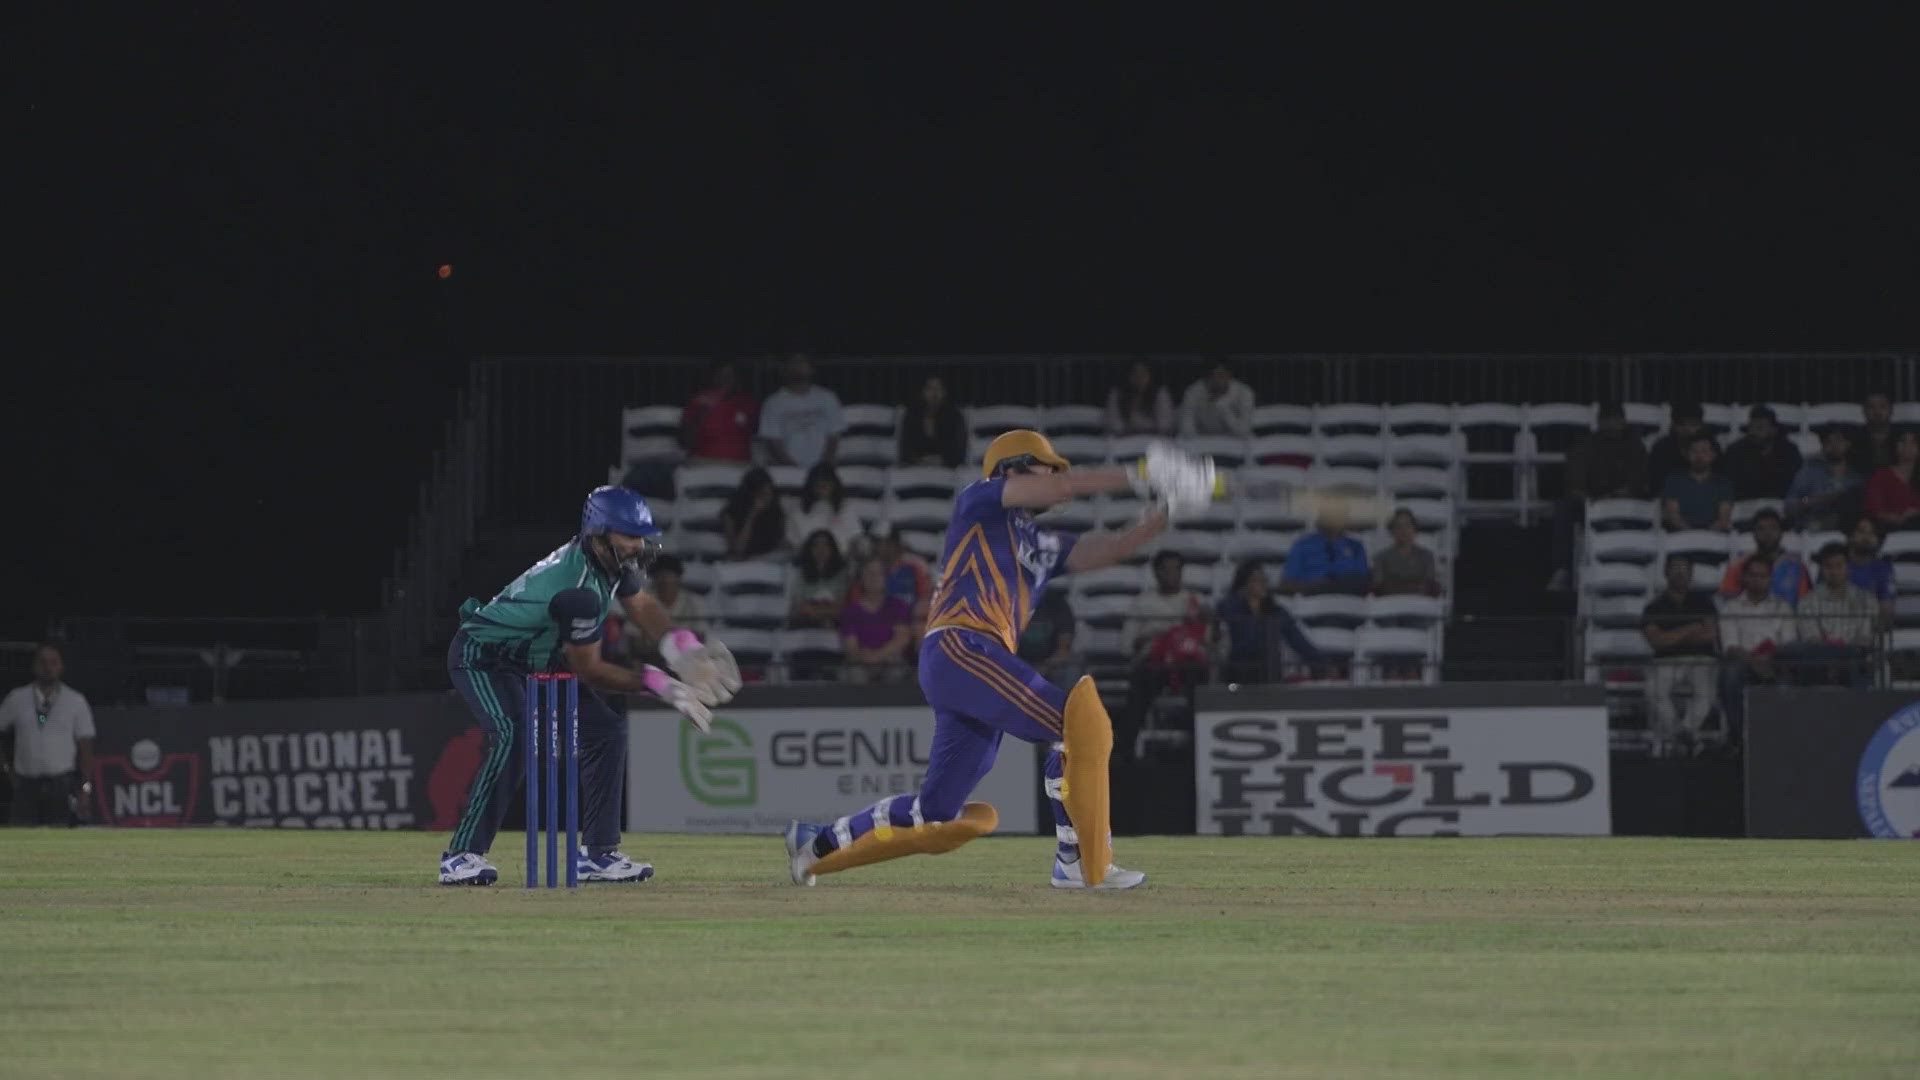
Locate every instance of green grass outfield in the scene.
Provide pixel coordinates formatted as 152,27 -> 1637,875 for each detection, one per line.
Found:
2,832 -> 1916,1079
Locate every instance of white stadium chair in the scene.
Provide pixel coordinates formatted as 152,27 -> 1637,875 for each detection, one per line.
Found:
1074,594 -> 1133,629
676,560 -> 715,595
1730,498 -> 1783,531
1386,433 -> 1458,467
1109,435 -> 1155,465
1097,493 -> 1148,529
1523,403 -> 1595,460
1384,403 -> 1455,435
1805,402 -> 1864,430
1881,532 -> 1920,564
1382,465 -> 1455,500
1156,529 -> 1228,565
1354,627 -> 1437,685
1701,403 -> 1741,436
715,594 -> 787,630
1365,594 -> 1444,627
1623,402 -> 1668,438
1762,403 -> 1807,432
1224,530 -> 1295,565
835,435 -> 896,467
1077,625 -> 1129,668
1187,435 -> 1250,468
968,404 -> 1042,438
1581,562 -> 1654,597
841,403 -> 899,438
1799,530 -> 1847,559
885,497 -> 952,531
1584,628 -> 1653,669
1251,434 -> 1316,466
1235,464 -> 1309,497
1588,498 -> 1659,531
835,465 -> 887,499
1318,434 -> 1386,468
621,405 -> 684,465
1072,565 -> 1144,598
842,497 -> 886,532
1179,499 -> 1240,533
900,530 -> 944,560
667,529 -> 727,561
1048,434 -> 1110,464
776,628 -> 843,666
1241,501 -> 1309,534
1303,625 -> 1357,657
1314,404 -> 1385,435
766,465 -> 806,499
1309,466 -> 1382,498
674,497 -> 728,534
1895,402 -> 1920,425
1250,403 -> 1314,436
1040,500 -> 1096,531
1181,562 -> 1222,598
1289,594 -> 1368,629
1041,404 -> 1107,436
676,463 -> 746,500
713,561 -> 788,595
1588,594 -> 1648,630
1588,530 -> 1661,565
886,466 -> 960,500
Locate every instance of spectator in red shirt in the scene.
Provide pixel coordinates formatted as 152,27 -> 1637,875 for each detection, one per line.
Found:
1864,428 -> 1920,532
681,360 -> 759,462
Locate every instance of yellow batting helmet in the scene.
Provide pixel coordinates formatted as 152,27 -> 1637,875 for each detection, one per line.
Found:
981,429 -> 1071,478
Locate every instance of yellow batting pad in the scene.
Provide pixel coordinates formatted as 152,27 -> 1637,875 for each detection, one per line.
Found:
1061,676 -> 1114,886
809,802 -> 1000,877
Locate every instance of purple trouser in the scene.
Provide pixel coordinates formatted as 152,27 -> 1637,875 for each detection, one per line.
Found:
812,628 -> 1079,861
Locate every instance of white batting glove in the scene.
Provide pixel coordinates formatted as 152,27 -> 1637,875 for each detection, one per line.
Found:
1132,441 -> 1218,515
660,629 -> 743,707
644,665 -> 713,732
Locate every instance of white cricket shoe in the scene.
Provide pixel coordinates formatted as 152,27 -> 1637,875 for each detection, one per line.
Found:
783,821 -> 820,886
1050,857 -> 1147,890
438,852 -> 498,886
576,849 -> 655,883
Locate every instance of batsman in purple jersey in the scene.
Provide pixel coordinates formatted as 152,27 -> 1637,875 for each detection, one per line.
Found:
785,429 -> 1217,889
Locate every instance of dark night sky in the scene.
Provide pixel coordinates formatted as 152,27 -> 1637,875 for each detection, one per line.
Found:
13,9 -> 1916,636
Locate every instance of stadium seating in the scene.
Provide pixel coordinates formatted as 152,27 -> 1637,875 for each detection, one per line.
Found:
621,405 -> 684,466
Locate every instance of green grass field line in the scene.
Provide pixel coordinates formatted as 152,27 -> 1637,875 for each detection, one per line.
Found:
1,832 -> 1915,1079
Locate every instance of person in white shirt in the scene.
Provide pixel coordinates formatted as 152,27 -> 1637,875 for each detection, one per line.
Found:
757,354 -> 846,471
0,643 -> 96,826
1716,554 -> 1796,747
1177,360 -> 1254,437
784,463 -> 869,559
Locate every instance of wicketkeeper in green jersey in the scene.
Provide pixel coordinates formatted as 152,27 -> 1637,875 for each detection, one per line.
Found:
438,486 -> 738,885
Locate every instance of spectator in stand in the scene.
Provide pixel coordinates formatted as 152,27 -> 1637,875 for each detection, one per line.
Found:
1720,405 -> 1803,500
1645,401 -> 1714,495
1552,401 -> 1649,590
786,463 -> 867,558
840,559 -> 913,684
897,374 -> 968,468
643,554 -> 708,634
1717,508 -> 1809,602
1788,543 -> 1879,686
0,644 -> 95,826
1016,587 -> 1082,689
1178,359 -> 1255,437
1279,504 -> 1370,595
1784,423 -> 1862,531
757,353 -> 845,471
866,526 -> 933,630
1845,517 -> 1898,628
1660,433 -> 1734,532
1104,359 -> 1175,436
1717,554 -> 1797,747
1641,554 -> 1719,749
680,360 -> 759,462
720,467 -> 787,561
1864,427 -> 1920,533
1372,508 -> 1443,597
1849,390 -> 1897,477
788,530 -> 850,630
1216,561 -> 1323,683
1119,551 -> 1214,761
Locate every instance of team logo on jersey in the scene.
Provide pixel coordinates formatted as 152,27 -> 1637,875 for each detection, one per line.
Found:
1857,702 -> 1920,838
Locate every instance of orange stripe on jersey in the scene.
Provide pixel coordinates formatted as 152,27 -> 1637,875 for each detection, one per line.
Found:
926,524 -> 1019,652
937,632 -> 1063,733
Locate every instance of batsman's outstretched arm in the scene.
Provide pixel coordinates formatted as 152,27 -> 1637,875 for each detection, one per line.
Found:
1064,505 -> 1169,573
1000,466 -> 1137,508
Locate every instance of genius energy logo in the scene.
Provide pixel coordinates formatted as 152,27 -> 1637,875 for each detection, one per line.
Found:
681,718 -> 756,807
1857,702 -> 1920,839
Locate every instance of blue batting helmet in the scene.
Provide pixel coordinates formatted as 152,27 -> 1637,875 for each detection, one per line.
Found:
580,486 -> 661,538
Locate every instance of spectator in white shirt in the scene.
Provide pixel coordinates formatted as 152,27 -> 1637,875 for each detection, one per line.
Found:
785,463 -> 869,559
1178,360 -> 1254,437
757,354 -> 846,471
1716,554 -> 1797,746
0,643 -> 95,826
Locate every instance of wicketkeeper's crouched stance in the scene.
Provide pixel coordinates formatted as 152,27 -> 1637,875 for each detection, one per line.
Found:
785,432 -> 1218,889
439,486 -> 739,886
